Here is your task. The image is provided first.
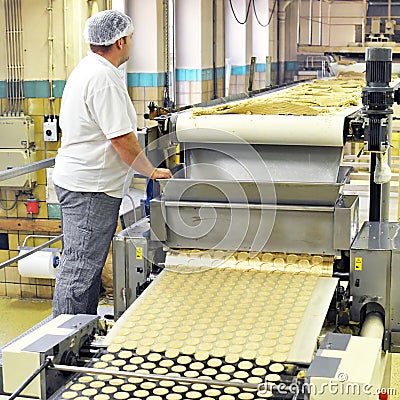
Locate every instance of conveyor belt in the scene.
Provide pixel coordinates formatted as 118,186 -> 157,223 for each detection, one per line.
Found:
54,251 -> 337,399
105,251 -> 337,364
53,347 -> 301,400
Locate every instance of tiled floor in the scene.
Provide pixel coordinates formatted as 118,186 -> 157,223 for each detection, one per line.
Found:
0,297 -> 52,348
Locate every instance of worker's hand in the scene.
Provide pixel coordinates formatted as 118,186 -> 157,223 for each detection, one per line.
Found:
150,168 -> 173,180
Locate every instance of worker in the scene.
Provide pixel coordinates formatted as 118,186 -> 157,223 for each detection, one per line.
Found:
51,10 -> 172,317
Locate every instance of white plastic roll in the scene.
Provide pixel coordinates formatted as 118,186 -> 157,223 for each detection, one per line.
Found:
175,110 -> 355,146
18,250 -> 60,279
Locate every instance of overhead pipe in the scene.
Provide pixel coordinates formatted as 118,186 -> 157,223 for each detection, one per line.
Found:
4,0 -> 24,116
48,0 -> 56,116
63,0 -> 69,78
308,0 -> 313,45
296,0 -> 301,46
213,0 -> 218,99
318,0 -> 322,46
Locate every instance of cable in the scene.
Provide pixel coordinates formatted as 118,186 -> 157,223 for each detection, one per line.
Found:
253,0 -> 277,27
0,190 -> 18,211
229,0 -> 252,25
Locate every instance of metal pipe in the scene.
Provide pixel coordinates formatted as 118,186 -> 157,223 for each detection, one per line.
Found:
213,0 -> 218,99
381,116 -> 392,222
361,312 -> 384,339
22,234 -> 60,247
369,154 -> 381,221
0,235 -> 63,270
318,0 -> 322,46
308,0 -> 313,45
48,0 -> 55,115
17,0 -> 24,114
362,0 -> 366,47
0,157 -> 55,183
297,0 -> 301,46
63,0 -> 69,78
248,56 -> 256,92
266,55 -> 271,87
49,364 -> 263,390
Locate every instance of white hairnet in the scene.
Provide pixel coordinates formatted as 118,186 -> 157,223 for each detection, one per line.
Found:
83,10 -> 134,46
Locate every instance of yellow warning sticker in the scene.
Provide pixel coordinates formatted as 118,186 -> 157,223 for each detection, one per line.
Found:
136,247 -> 143,260
355,257 -> 363,271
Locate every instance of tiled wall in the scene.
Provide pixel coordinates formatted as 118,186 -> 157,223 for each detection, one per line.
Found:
175,67 -> 225,107
129,69 -> 226,125
129,86 -> 165,128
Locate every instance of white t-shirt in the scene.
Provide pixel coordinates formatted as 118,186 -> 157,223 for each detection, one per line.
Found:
52,52 -> 137,198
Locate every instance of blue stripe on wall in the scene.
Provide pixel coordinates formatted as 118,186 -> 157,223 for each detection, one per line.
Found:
0,81 -> 6,97
0,62 -> 289,98
0,80 -> 66,98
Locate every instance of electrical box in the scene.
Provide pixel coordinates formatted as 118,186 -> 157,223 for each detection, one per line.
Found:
0,149 -> 37,189
0,116 -> 35,149
0,116 -> 37,189
43,115 -> 59,142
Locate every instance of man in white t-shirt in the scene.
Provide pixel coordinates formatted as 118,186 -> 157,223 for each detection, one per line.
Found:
52,10 -> 171,316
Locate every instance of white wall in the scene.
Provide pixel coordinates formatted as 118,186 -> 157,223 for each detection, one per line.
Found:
252,0 -> 269,62
225,0 -> 249,66
297,0 -> 364,47
175,0 -> 202,68
128,0 -> 165,72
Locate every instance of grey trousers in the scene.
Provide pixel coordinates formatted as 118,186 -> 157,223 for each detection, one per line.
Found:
53,185 -> 122,316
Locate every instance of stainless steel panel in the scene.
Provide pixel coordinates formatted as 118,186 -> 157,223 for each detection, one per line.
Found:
112,236 -> 130,319
350,222 -> 396,324
113,219 -> 150,318
159,200 -> 338,255
183,143 -> 344,183
159,175 -> 350,206
350,248 -> 390,322
351,221 -> 400,251
150,199 -> 167,241
333,195 -> 359,250
390,250 -> 400,350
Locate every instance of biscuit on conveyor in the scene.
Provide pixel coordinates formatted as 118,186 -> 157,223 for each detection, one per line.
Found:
132,389 -> 149,398
90,381 -> 106,389
120,384 -> 136,392
238,393 -> 255,399
153,387 -> 169,396
172,385 -> 188,393
70,384 -> 86,391
100,353 -> 114,362
93,395 -> 109,400
220,364 -> 235,373
154,366 -> 169,374
106,343 -> 121,353
78,376 -> 93,383
165,394 -> 182,400
81,388 -> 97,397
101,386 -> 117,394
